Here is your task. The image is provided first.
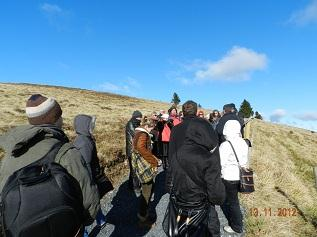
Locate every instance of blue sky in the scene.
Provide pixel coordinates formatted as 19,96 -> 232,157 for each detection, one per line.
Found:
1,0 -> 317,131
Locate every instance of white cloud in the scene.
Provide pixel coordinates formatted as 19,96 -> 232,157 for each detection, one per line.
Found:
179,78 -> 191,85
270,109 -> 287,122
289,0 -> 317,26
39,3 -> 71,31
126,77 -> 141,89
58,62 -> 70,70
99,82 -> 129,93
40,3 -> 63,15
294,112 -> 317,121
96,78 -> 141,95
195,46 -> 268,81
168,46 -> 268,85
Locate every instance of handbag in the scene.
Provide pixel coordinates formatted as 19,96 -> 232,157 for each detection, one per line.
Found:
227,140 -> 255,193
95,168 -> 114,198
162,194 -> 210,237
131,151 -> 157,184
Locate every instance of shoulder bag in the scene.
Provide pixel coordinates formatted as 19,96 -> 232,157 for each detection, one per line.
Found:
227,140 -> 255,193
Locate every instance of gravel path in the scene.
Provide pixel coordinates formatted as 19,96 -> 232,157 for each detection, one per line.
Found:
87,168 -> 245,237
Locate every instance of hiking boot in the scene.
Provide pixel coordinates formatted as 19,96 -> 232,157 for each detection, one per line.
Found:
137,213 -> 156,228
138,220 -> 156,229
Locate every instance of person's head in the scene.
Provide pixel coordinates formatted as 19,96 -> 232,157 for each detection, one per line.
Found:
197,110 -> 204,118
74,114 -> 96,136
25,94 -> 63,128
161,113 -> 169,122
168,106 -> 178,116
223,120 -> 242,139
132,110 -> 142,121
178,111 -> 183,118
182,100 -> 197,117
140,116 -> 156,132
223,103 -> 236,114
212,109 -> 221,118
151,111 -> 158,121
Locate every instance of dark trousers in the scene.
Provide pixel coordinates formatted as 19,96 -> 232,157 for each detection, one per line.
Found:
127,155 -> 141,191
159,142 -> 169,170
139,180 -> 154,218
220,179 -> 243,233
207,205 -> 221,237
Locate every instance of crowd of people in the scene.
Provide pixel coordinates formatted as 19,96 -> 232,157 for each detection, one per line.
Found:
126,101 -> 250,236
0,94 -> 251,237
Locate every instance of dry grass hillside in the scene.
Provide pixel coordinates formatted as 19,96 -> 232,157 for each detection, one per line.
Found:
243,119 -> 317,236
1,83 -> 317,236
0,83 -> 174,184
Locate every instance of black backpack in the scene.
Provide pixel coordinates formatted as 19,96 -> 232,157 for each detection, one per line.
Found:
0,142 -> 85,237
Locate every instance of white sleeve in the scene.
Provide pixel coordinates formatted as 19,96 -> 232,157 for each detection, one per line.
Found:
239,144 -> 249,167
219,142 -> 231,168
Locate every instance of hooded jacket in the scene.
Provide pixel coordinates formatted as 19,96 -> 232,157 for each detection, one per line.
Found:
73,115 -> 101,184
0,125 -> 100,224
125,117 -> 141,158
166,115 -> 225,205
216,112 -> 244,143
219,120 -> 248,181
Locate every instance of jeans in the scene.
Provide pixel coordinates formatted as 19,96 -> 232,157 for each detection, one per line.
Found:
83,228 -> 89,237
220,179 -> 243,233
96,208 -> 106,226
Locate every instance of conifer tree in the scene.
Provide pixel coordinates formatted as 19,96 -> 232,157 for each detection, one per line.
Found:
239,99 -> 254,118
171,92 -> 181,106
255,111 -> 263,120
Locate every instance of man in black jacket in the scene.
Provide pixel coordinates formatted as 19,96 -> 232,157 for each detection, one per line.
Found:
125,110 -> 142,193
216,103 -> 244,144
166,100 -> 225,236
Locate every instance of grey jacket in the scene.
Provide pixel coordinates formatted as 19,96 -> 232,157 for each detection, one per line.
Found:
73,115 -> 101,183
0,125 -> 100,224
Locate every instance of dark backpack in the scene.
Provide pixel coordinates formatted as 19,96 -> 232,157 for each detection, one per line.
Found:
0,142 -> 85,237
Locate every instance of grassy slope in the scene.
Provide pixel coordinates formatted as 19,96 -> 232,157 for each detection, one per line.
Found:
242,119 -> 317,236
1,83 -> 317,236
0,83 -> 172,184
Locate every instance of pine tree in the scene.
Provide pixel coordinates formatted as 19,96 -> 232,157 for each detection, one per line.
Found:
171,92 -> 181,106
239,99 -> 254,118
255,111 -> 263,120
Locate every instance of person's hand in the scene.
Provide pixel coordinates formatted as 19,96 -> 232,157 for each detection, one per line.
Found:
157,159 -> 162,167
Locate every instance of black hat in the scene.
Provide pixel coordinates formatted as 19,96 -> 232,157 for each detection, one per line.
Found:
132,110 -> 142,118
223,103 -> 236,110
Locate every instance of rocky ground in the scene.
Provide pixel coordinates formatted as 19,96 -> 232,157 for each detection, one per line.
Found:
86,168 -> 245,237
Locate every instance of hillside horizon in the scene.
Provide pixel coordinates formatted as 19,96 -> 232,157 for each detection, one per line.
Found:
1,82 -> 315,134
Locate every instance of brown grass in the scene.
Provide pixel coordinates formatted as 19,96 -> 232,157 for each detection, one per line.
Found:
241,119 -> 317,236
1,83 -> 317,236
0,83 -> 173,185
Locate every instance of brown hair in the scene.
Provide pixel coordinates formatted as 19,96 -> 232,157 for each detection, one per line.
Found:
140,116 -> 156,128
182,100 -> 197,117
